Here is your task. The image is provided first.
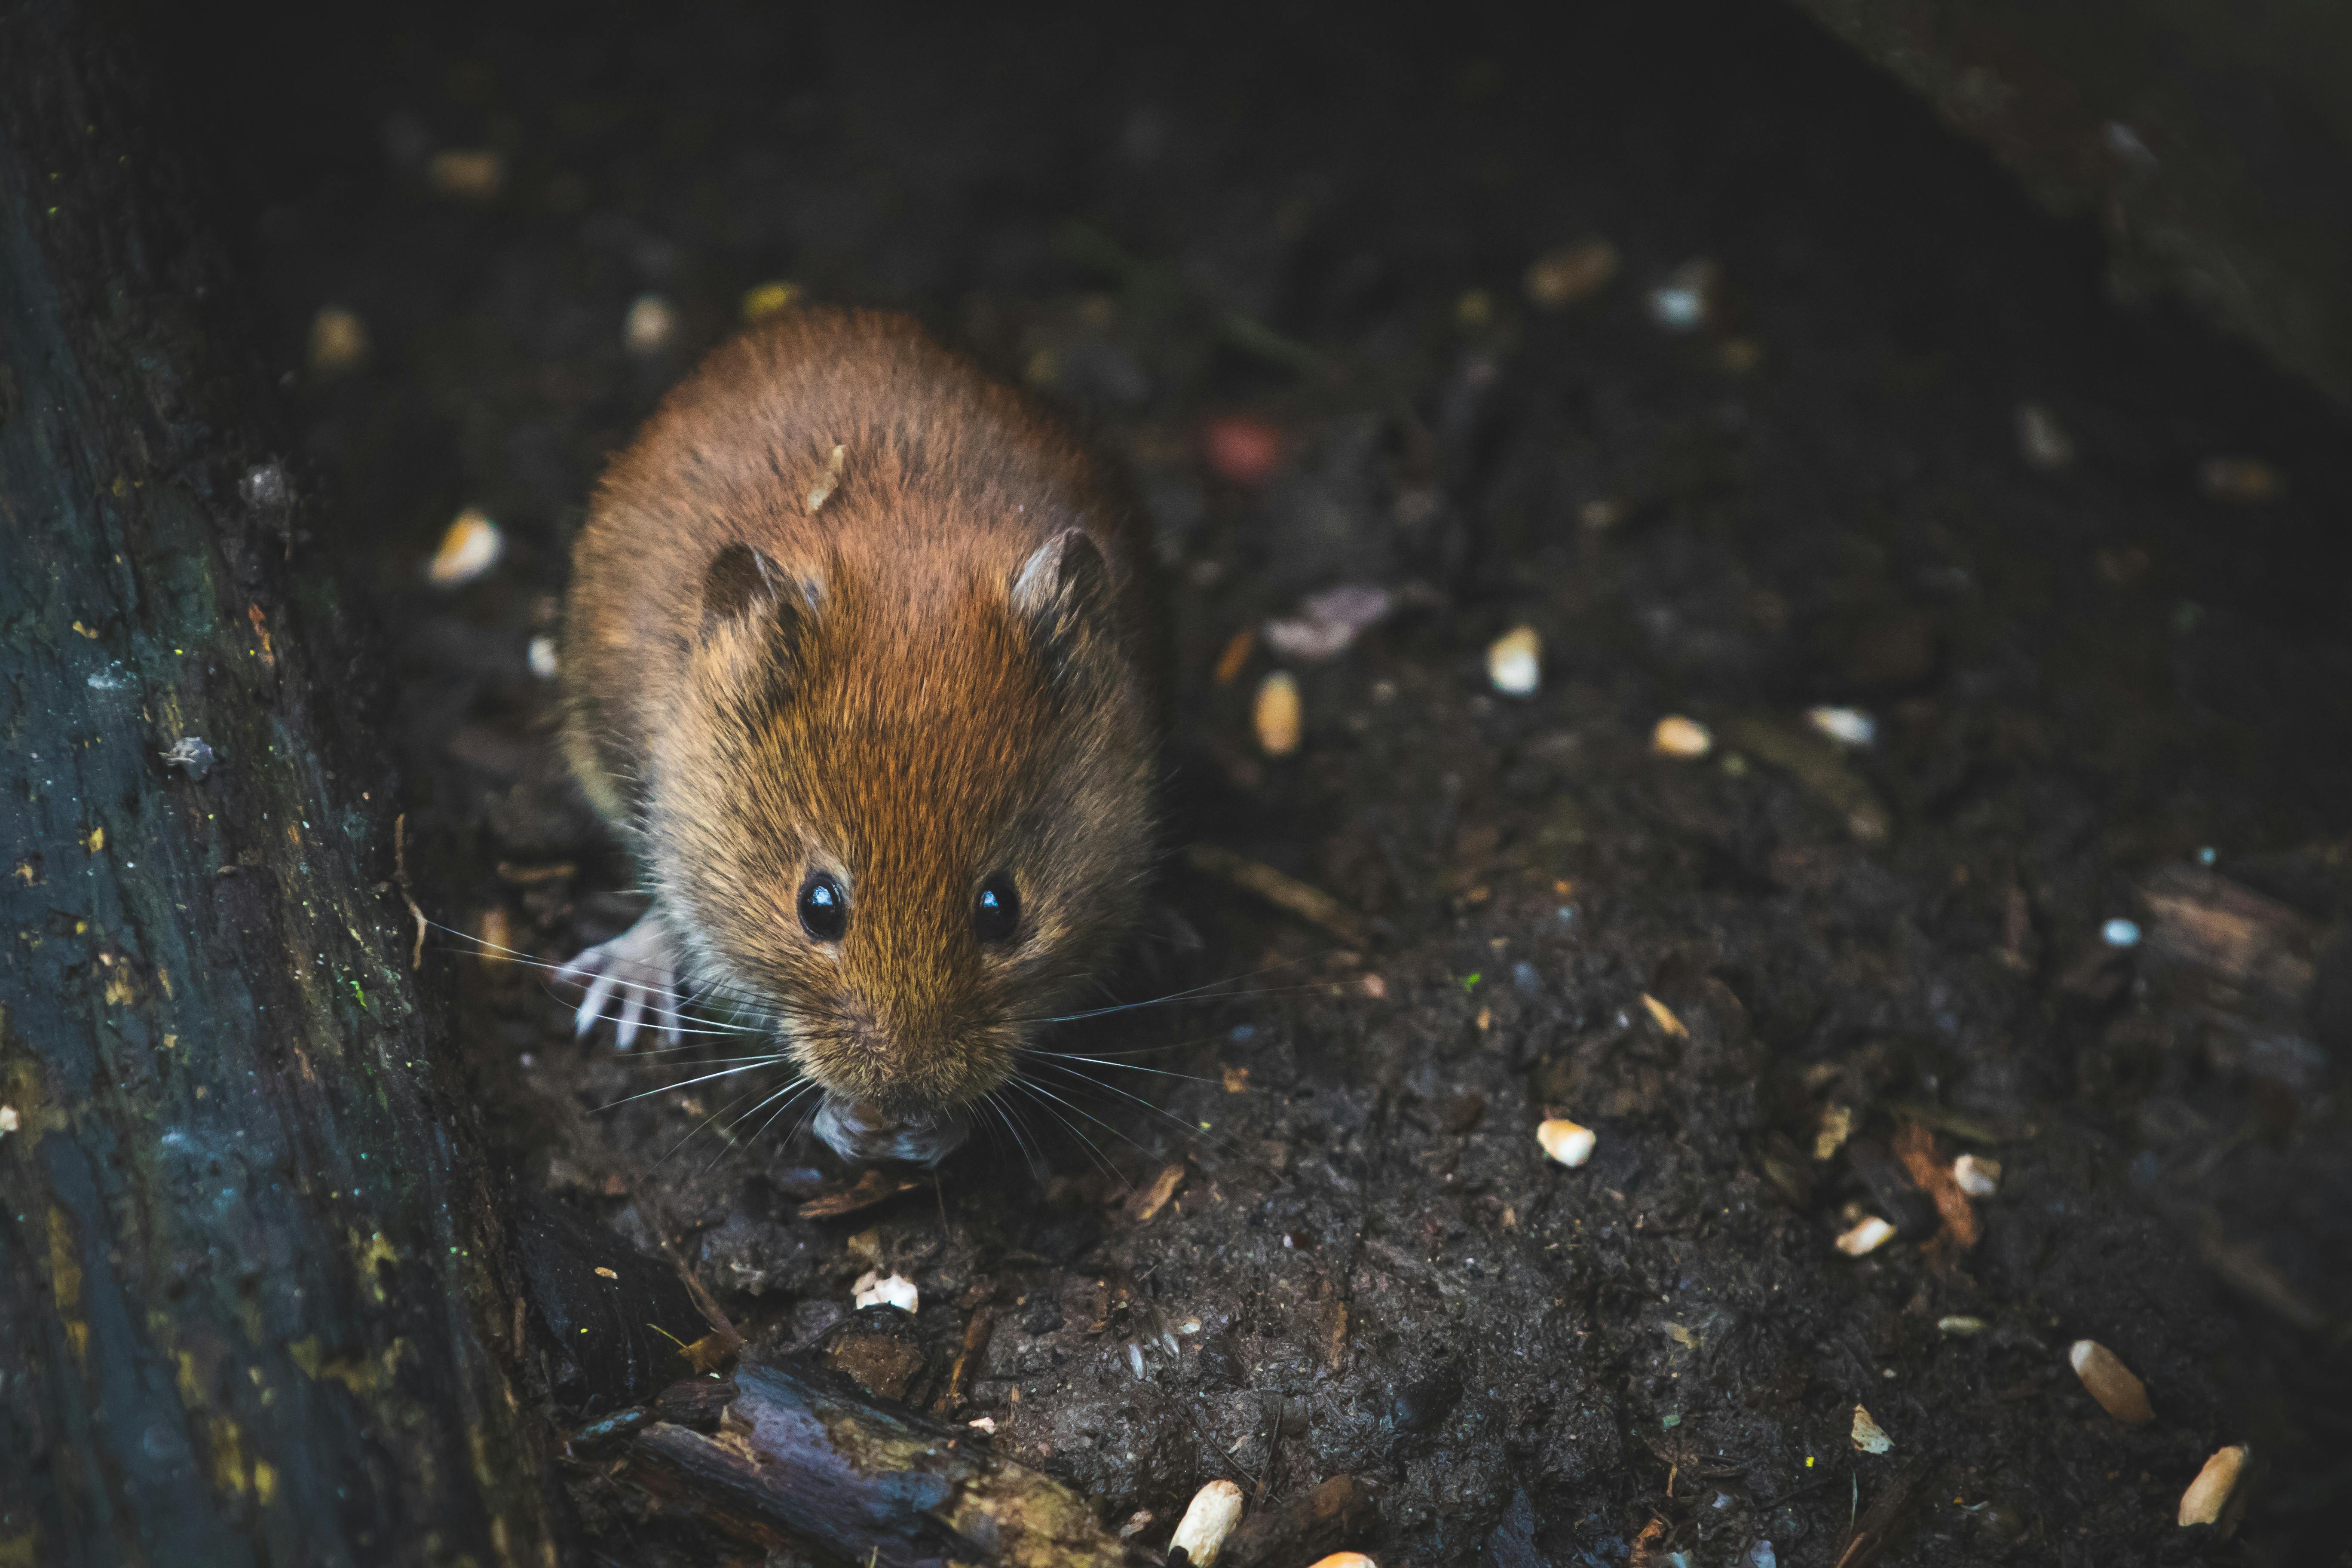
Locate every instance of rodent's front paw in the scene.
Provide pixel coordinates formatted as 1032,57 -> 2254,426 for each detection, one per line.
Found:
557,912 -> 681,1047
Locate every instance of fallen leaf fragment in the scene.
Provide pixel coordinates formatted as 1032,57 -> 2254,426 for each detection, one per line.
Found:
1850,1404 -> 1892,1454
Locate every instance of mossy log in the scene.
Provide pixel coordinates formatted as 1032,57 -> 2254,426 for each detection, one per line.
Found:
0,3 -> 554,1562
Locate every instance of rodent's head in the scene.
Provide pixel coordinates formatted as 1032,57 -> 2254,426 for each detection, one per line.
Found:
649,526 -> 1153,1164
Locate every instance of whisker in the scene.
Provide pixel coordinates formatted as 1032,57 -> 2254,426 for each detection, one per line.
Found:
1004,1077 -> 1124,1188
1027,1058 -> 1268,1170
594,1057 -> 791,1110
1006,957 -> 1327,1027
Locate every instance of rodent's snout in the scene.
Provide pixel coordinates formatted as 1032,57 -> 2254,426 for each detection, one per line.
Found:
812,1094 -> 971,1166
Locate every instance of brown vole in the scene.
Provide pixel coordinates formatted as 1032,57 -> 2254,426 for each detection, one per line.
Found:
557,307 -> 1157,1164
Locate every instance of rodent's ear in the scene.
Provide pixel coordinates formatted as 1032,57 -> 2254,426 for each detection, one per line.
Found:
700,542 -> 822,639
1010,527 -> 1113,682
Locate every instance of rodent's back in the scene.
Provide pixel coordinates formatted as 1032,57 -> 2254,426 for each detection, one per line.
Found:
561,307 -> 1153,827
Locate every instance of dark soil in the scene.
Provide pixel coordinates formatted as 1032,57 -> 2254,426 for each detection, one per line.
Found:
164,1 -> 2352,1562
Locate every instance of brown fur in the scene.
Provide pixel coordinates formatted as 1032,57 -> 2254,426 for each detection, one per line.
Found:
561,307 -> 1155,1124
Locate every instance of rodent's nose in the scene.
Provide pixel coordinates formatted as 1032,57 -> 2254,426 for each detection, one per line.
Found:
812,1095 -> 971,1166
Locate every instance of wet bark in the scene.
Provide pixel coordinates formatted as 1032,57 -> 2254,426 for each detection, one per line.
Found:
0,3 -> 554,1563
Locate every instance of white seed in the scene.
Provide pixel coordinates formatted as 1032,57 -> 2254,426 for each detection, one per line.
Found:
1651,715 -> 1713,759
1647,258 -> 1719,332
623,293 -> 677,356
1805,706 -> 1876,747
1168,1479 -> 1245,1566
1835,1216 -> 1896,1257
1254,671 -> 1302,756
307,305 -> 370,375
1850,1404 -> 1892,1454
1487,625 -> 1542,696
1537,1118 -> 1596,1168
2068,1339 -> 2154,1424
428,508 -> 504,588
967,1415 -> 998,1435
851,1270 -> 919,1314
1936,1315 -> 1987,1337
527,637 -> 560,680
1952,1154 -> 2001,1198
2177,1444 -> 2250,1528
2014,403 -> 2075,471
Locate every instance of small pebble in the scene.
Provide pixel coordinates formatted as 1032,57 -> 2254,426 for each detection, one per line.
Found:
1936,1315 -> 1987,1337
623,294 -> 678,356
307,306 -> 370,375
1168,1479 -> 1245,1567
159,736 -> 216,780
741,280 -> 802,321
2015,403 -> 2075,471
2198,456 -> 2280,503
1199,414 -> 1285,487
851,1270 -> 919,1313
1805,706 -> 1876,747
1850,1405 -> 1893,1454
1745,1545 -> 1776,1568
2068,1339 -> 2154,1424
1537,1118 -> 1596,1168
1647,259 -> 1719,333
2101,918 -> 2141,948
1952,1154 -> 2000,1197
1486,625 -> 1542,696
527,637 -> 560,680
1524,237 -> 1618,308
239,462 -> 294,514
2177,1444 -> 2250,1528
1253,671 -> 1302,756
428,508 -> 504,588
1651,715 -> 1713,759
1835,1216 -> 1896,1257
0,1105 -> 18,1136
426,148 -> 505,202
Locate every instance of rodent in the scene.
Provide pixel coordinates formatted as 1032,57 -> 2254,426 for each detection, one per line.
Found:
557,306 -> 1158,1164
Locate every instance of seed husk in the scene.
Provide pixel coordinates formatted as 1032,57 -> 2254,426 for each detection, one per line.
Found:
2177,1444 -> 2250,1529
2068,1339 -> 2154,1424
1537,1118 -> 1597,1168
1487,625 -> 1542,696
1169,1478 -> 1245,1566
1952,1154 -> 2000,1197
1850,1404 -> 1893,1454
1254,671 -> 1302,756
1835,1216 -> 1896,1256
1651,715 -> 1713,759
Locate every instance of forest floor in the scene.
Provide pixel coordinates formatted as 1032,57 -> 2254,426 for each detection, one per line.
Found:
170,0 -> 2352,1561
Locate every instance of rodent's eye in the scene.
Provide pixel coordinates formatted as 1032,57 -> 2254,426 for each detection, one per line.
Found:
798,873 -> 848,943
973,873 -> 1020,945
